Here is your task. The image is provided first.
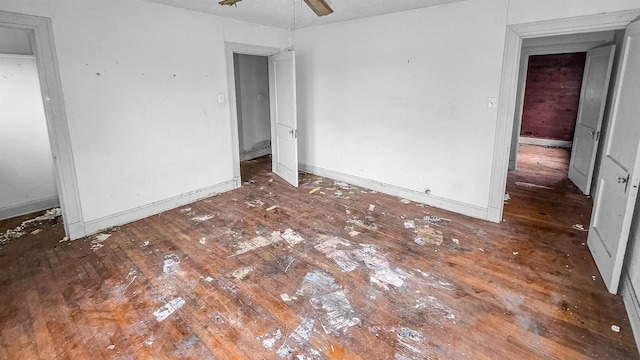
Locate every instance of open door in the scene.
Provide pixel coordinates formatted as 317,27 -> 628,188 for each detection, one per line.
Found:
269,50 -> 298,187
588,19 -> 640,294
568,45 -> 615,194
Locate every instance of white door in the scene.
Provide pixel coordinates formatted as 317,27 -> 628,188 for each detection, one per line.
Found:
269,50 -> 298,187
568,45 -> 615,194
588,19 -> 640,294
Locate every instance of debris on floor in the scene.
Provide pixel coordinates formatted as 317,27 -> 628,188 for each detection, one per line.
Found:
280,294 -> 297,302
276,318 -> 318,358
266,205 -> 279,211
404,220 -> 416,229
572,224 -> 589,232
612,325 -> 621,333
0,208 -> 62,246
153,297 -> 186,322
400,198 -> 412,204
230,265 -> 254,280
296,271 -> 360,335
423,215 -> 450,225
90,233 -> 112,251
230,231 -> 286,257
515,181 -> 552,190
281,229 -> 304,246
504,193 -> 511,202
258,329 -> 282,350
245,199 -> 265,208
368,204 -> 376,212
395,326 -> 428,360
309,187 -> 321,194
163,254 -> 180,273
191,214 -> 214,222
415,227 -> 443,246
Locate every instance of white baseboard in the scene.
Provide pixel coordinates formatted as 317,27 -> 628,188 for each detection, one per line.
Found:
240,146 -> 271,161
621,272 -> 640,356
75,179 -> 238,239
299,163 -> 490,221
519,137 -> 572,149
0,196 -> 60,220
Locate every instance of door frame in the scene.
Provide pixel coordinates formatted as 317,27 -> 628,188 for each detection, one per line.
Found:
509,39 -> 612,172
0,11 -> 84,239
224,42 -> 281,185
488,9 -> 640,222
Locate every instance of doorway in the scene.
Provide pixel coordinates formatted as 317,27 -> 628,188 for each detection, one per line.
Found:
0,12 -> 84,240
0,28 -> 59,220
226,42 -> 300,188
233,53 -> 272,163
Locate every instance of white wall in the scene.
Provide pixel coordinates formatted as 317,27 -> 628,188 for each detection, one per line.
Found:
0,55 -> 58,219
234,54 -> 271,160
0,0 -> 287,227
295,0 -> 509,212
295,0 -> 640,218
507,0 -> 640,25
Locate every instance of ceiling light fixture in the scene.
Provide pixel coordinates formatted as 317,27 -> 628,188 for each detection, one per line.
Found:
218,0 -> 241,6
303,0 -> 333,16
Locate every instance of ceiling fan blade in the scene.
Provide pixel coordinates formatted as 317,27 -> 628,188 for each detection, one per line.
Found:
304,0 -> 333,17
218,0 -> 241,6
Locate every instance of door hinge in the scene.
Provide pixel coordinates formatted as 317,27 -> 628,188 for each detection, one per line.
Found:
294,129 -> 298,139
595,130 -> 601,142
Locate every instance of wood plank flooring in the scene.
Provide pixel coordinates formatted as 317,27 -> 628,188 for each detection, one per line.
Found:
0,144 -> 637,359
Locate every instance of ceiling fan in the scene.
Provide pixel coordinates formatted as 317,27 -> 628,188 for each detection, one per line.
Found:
218,0 -> 334,17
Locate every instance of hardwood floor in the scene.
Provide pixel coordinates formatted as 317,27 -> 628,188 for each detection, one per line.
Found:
0,144 -> 637,359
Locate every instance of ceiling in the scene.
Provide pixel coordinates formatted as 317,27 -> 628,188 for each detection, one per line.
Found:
144,0 -> 465,29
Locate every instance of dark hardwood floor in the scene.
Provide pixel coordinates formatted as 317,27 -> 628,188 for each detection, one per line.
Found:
0,144 -> 637,359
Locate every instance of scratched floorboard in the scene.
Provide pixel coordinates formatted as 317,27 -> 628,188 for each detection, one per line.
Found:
0,144 -> 638,359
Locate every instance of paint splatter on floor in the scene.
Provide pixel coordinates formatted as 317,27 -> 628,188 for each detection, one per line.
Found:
276,318 -> 320,358
281,229 -> 305,246
153,297 -> 185,322
258,329 -> 282,350
230,265 -> 254,280
163,254 -> 180,274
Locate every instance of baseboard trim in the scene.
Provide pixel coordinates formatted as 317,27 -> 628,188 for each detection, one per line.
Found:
519,137 -> 572,149
0,196 -> 60,220
240,146 -> 271,161
300,163 -> 489,221
621,272 -> 640,355
79,179 -> 238,239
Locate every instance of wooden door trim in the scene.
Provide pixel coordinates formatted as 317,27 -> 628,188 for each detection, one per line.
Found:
0,11 -> 85,239
488,9 -> 640,222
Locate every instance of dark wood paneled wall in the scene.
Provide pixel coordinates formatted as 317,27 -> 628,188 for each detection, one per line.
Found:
520,53 -> 587,141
